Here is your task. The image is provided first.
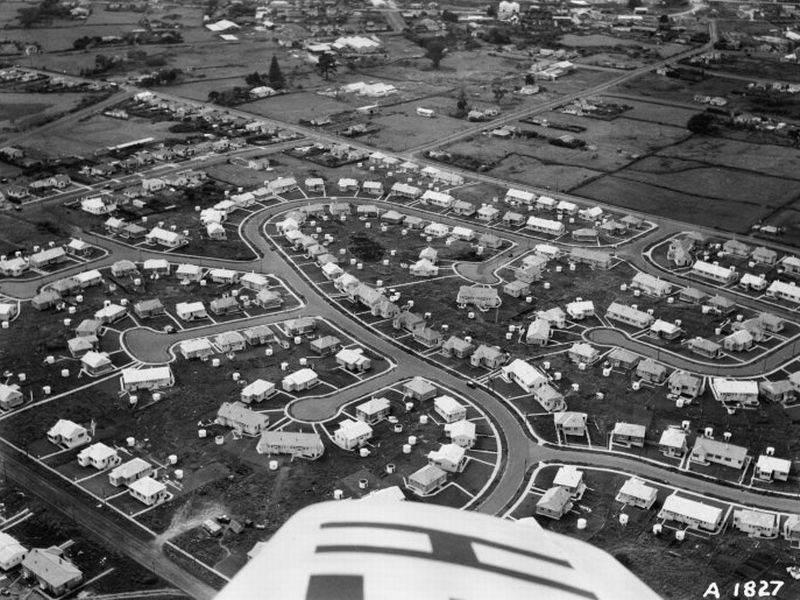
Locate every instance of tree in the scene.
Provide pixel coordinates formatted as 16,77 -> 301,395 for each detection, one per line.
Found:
486,4 -> 497,17
425,39 -> 446,69
456,88 -> 468,111
317,52 -> 337,80
244,71 -> 264,86
268,55 -> 285,90
441,10 -> 458,23
492,85 -> 507,104
686,112 -> 715,135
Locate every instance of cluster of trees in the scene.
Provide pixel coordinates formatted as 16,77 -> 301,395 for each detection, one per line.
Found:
17,0 -> 70,27
244,56 -> 286,89
317,53 -> 337,80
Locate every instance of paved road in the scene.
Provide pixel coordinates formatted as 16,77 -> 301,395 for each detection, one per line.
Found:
0,442 -> 217,600
584,326 -> 800,377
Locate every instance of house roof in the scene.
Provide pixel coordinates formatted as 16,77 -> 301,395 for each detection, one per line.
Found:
537,486 -> 571,511
181,338 -> 213,353
0,532 -> 26,564
618,478 -> 656,501
336,348 -> 369,364
78,442 -> 117,463
755,454 -> 791,473
257,430 -> 323,453
554,465 -> 583,488
659,428 -> 687,448
283,368 -> 318,385
110,457 -> 151,479
428,443 -> 466,465
661,494 -> 722,525
403,377 -> 436,395
217,330 -> 246,345
134,298 -> 164,312
129,475 -> 167,497
121,366 -> 172,385
735,508 -> 776,529
409,464 -> 447,486
81,351 -> 111,369
357,396 -> 391,416
336,418 -> 373,439
554,411 -> 587,428
569,342 -> 598,358
21,548 -> 81,588
48,419 -> 86,439
613,422 -> 646,438
218,402 -> 269,428
711,378 -> 759,396
692,437 -> 748,462
502,359 -> 546,389
434,395 -> 463,414
444,419 -> 476,438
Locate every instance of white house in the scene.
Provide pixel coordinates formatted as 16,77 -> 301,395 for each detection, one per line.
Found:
658,494 -> 723,531
420,190 -> 454,208
335,348 -> 372,372
217,402 -> 270,436
616,478 -> 657,510
179,338 -> 215,360
143,258 -> 170,276
241,379 -> 277,403
282,368 -> 319,392
93,303 -> 127,324
407,464 -> 447,495
733,509 -> 778,538
80,351 -> 114,376
658,428 -> 688,458
691,261 -> 737,285
427,443 -> 467,473
565,300 -> 595,320
355,397 -> 391,425
333,419 -> 373,450
240,272 -> 270,291
256,431 -> 324,460
501,359 -> 546,393
710,378 -> 759,406
754,454 -> 791,482
109,457 -> 153,487
766,280 -> 800,304
526,216 -> 565,236
128,476 -> 169,507
433,395 -> 467,423
120,366 -> 174,392
423,222 -> 449,238
176,263 -> 203,282
77,442 -> 121,470
444,419 -> 477,448
175,301 -> 208,321
0,532 -> 26,571
47,419 -> 90,449
631,273 -> 672,297
505,188 -> 535,205
146,227 -> 186,248
409,258 -> 439,277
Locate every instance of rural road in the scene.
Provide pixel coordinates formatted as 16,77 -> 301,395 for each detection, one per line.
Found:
0,442 -> 217,600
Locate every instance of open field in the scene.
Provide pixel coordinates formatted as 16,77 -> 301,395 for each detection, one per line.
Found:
0,91 -> 89,130
20,112 -> 192,157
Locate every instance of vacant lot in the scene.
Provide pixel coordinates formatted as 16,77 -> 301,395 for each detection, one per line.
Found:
21,112 -> 191,156
0,91 -> 87,130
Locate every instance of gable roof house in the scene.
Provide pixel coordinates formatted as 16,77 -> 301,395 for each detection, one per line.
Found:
456,285 -> 501,310
336,348 -> 372,372
536,486 -> 573,520
402,377 -> 437,401
21,548 -> 82,596
257,431 -> 324,460
611,422 -> 646,448
441,336 -> 475,359
668,370 -> 704,399
687,336 -> 722,359
616,478 -> 657,510
47,419 -> 90,449
0,384 -> 24,410
217,402 -> 269,436
355,397 -> 391,425
605,302 -> 654,329
567,342 -> 600,365
659,427 -> 688,458
469,344 -> 507,369
690,437 -> 748,469
635,358 -> 668,384
554,411 -> 588,437
428,443 -> 467,473
241,379 -> 276,404
755,454 -> 791,482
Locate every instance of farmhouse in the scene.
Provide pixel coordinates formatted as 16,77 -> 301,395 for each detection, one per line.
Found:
659,428 -> 688,458
355,397 -> 391,425
407,465 -> 448,495
536,487 -> 573,520
456,285 -> 501,309
605,302 -> 654,329
120,366 -> 174,392
691,261 -> 737,285
47,420 -> 90,448
470,344 -> 506,369
333,419 -> 373,450
217,402 -> 269,436
710,378 -> 759,406
282,368 -> 319,392
434,395 -> 467,423
690,437 -> 748,469
554,411 -> 588,437
616,478 -> 657,510
428,443 -> 467,473
611,422 -> 646,447
658,494 -> 723,531
668,370 -> 704,399
256,431 -> 324,460
733,509 -> 778,538
77,442 -> 121,470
